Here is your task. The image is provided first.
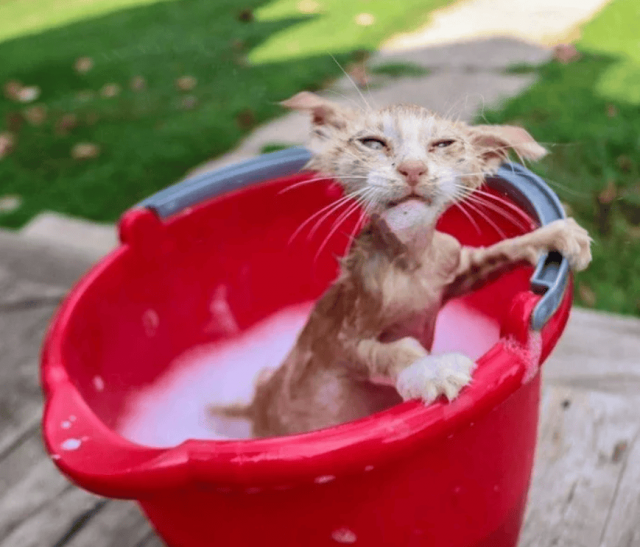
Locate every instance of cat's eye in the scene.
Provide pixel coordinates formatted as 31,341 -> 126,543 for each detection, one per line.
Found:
359,137 -> 387,151
433,139 -> 455,148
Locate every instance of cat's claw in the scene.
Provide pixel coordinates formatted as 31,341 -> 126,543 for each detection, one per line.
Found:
546,218 -> 592,272
396,353 -> 476,404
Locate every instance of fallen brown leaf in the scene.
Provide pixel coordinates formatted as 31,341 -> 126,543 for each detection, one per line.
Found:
553,44 -> 581,64
17,86 -> 41,103
23,105 -> 47,126
236,108 -> 256,129
74,57 -> 94,74
179,95 -> 198,110
297,0 -> 320,13
598,179 -> 617,204
176,75 -> 197,91
100,83 -> 121,98
578,283 -> 597,307
355,12 -> 375,26
56,113 -> 78,135
0,195 -> 21,213
71,142 -> 101,160
0,132 -> 15,159
130,75 -> 146,91
347,62 -> 370,88
237,8 -> 254,22
3,80 -> 22,101
626,225 -> 640,239
617,155 -> 633,172
5,112 -> 24,132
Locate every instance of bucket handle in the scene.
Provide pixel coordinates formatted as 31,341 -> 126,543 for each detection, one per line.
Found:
137,148 -> 568,331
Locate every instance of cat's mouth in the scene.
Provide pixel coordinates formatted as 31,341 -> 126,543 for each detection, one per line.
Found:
387,194 -> 433,209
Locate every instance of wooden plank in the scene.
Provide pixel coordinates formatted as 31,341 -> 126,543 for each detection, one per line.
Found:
61,501 -> 156,547
520,386 -> 640,547
543,309 -> 640,396
0,448 -> 100,542
598,432 -> 640,547
0,268 -> 61,456
0,485 -> 103,547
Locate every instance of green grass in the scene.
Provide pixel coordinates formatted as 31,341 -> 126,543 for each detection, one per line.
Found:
260,142 -> 292,154
250,0 -> 451,63
0,0 -> 450,228
481,0 -> 640,316
369,62 -> 430,78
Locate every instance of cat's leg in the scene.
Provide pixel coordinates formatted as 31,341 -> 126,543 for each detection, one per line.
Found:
446,217 -> 592,299
355,338 -> 476,404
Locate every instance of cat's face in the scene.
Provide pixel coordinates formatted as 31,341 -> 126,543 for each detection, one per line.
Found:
283,92 -> 546,223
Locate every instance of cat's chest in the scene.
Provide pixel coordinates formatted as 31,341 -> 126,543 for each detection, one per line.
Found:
378,247 -> 459,314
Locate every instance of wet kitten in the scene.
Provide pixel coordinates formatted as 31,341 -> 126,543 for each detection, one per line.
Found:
211,92 -> 592,438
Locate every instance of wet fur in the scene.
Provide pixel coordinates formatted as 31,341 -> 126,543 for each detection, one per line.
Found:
210,93 -> 592,438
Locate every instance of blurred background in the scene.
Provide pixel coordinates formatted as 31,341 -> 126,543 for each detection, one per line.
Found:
0,0 -> 638,315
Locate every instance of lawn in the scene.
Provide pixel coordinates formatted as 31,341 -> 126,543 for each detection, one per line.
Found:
0,0 -> 451,228
483,0 -> 640,316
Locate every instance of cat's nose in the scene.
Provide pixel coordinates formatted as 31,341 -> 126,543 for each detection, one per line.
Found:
397,160 -> 427,186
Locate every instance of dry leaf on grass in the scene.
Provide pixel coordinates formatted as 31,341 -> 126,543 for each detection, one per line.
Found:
71,142 -> 100,160
0,132 -> 15,159
237,8 -> 254,22
0,195 -> 22,213
598,179 -> 617,204
578,283 -> 597,307
179,95 -> 198,110
297,0 -> 320,13
74,57 -> 94,74
23,105 -> 47,126
17,86 -> 41,103
3,80 -> 22,101
176,76 -> 197,91
355,13 -> 375,26
56,114 -> 78,135
553,44 -> 581,64
130,76 -> 146,91
347,62 -> 370,88
100,83 -> 121,98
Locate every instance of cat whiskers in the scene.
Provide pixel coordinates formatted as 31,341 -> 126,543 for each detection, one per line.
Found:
278,175 -> 369,195
313,188 -> 375,262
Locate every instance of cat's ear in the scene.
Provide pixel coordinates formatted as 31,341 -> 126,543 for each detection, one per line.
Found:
470,125 -> 547,163
281,91 -> 347,129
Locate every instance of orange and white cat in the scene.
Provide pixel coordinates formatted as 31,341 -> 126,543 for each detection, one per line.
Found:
211,92 -> 591,438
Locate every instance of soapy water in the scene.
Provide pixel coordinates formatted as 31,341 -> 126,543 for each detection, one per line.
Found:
119,299 -> 500,447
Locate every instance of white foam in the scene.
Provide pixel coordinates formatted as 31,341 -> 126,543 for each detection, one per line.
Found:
118,299 -> 499,447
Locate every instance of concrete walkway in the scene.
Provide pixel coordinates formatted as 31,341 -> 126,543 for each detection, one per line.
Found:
381,0 -> 612,51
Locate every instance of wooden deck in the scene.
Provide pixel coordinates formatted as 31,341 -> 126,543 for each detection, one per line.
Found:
1,236 -> 639,547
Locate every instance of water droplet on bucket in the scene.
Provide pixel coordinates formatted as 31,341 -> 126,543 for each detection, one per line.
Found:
93,376 -> 105,391
314,475 -> 335,484
61,438 -> 82,451
61,421 -> 71,429
143,309 -> 159,337
332,528 -> 357,544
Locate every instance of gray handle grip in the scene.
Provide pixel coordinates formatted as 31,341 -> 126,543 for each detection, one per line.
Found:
138,148 -> 568,330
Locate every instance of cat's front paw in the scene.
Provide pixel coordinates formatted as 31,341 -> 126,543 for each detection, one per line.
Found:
396,353 -> 476,404
546,218 -> 592,271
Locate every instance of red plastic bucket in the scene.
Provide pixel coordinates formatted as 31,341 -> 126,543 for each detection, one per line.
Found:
41,149 -> 573,547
